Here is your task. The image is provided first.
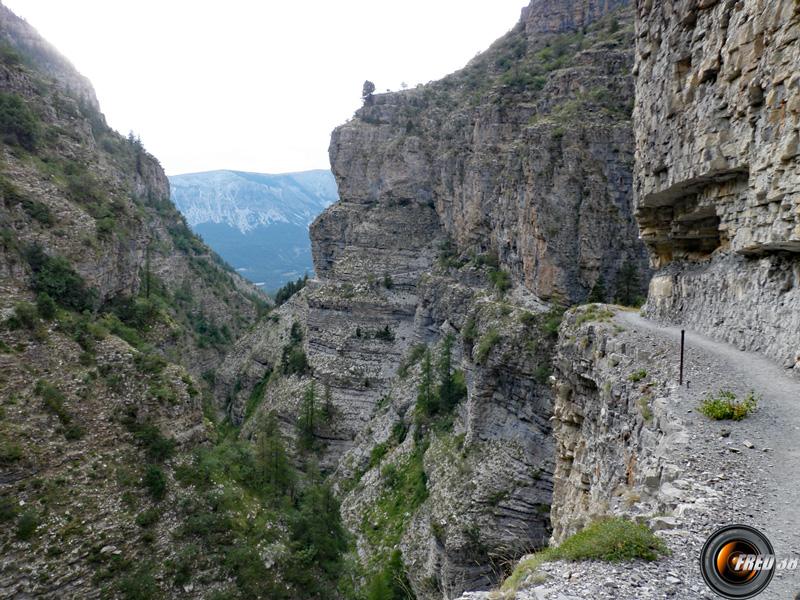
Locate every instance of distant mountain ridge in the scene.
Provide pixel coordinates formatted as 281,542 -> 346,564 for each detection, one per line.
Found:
170,169 -> 337,233
169,169 -> 338,290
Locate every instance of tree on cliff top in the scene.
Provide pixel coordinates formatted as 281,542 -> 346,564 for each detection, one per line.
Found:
362,80 -> 376,103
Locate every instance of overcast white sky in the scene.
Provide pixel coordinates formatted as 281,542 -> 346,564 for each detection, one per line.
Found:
5,1 -> 525,176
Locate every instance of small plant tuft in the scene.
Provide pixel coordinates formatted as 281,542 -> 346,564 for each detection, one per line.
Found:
501,518 -> 667,594
628,369 -> 647,383
699,390 -> 758,421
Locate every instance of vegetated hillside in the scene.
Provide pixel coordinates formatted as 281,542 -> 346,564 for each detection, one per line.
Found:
218,0 -> 650,598
0,5 -> 343,600
170,169 -> 338,291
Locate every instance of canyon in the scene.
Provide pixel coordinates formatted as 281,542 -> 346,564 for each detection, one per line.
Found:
0,0 -> 798,599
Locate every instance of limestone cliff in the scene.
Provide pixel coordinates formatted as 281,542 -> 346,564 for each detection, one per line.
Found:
221,1 -> 649,597
634,0 -> 800,371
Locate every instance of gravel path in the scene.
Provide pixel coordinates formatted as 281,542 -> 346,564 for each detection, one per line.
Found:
616,312 -> 800,600
462,312 -> 800,600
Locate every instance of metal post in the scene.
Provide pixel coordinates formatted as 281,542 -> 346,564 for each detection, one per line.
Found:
679,329 -> 685,386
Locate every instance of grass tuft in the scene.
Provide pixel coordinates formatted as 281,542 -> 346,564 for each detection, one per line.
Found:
500,517 -> 667,594
699,390 -> 758,421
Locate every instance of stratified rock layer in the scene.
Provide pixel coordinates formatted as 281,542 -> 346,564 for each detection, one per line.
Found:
634,0 -> 800,371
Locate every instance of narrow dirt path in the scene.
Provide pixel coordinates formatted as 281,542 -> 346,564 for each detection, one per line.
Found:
616,312 -> 800,600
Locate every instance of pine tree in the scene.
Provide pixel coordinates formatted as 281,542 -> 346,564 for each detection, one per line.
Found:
297,382 -> 317,451
436,334 -> 455,413
256,413 -> 293,496
321,384 -> 335,421
416,348 -> 434,416
588,275 -> 607,303
615,260 -> 641,306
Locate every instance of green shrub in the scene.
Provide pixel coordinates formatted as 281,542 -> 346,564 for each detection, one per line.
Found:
282,345 -> 309,376
542,305 -> 565,337
137,424 -> 175,461
398,343 -> 426,378
462,317 -> 477,347
534,364 -> 551,384
638,395 -> 653,422
95,216 -> 115,237
25,245 -> 96,311
0,441 -> 22,464
123,416 -> 175,461
557,517 -> 667,561
143,465 -> 167,500
699,390 -> 758,421
488,268 -> 511,293
501,517 -> 667,593
0,496 -> 17,522
118,564 -> 159,600
135,508 -> 160,528
365,549 -> 413,600
16,510 -> 39,540
475,329 -> 500,365
369,442 -> 388,468
36,292 -> 57,319
34,380 -> 80,436
134,351 -> 166,375
10,301 -> 37,329
575,304 -> 614,326
628,369 -> 647,383
0,92 -> 39,150
374,325 -> 395,342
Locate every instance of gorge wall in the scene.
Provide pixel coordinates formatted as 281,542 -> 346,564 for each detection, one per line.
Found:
634,0 -> 800,371
545,0 -> 800,573
220,1 -> 651,597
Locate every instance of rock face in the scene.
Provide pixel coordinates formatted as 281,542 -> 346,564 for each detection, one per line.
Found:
0,3 -> 99,111
634,0 -> 800,372
522,0 -> 630,35
221,1 -> 650,597
321,2 -> 648,305
549,305 -> 685,543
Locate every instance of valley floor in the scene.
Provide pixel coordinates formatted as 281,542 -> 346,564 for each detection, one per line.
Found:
463,311 -> 800,600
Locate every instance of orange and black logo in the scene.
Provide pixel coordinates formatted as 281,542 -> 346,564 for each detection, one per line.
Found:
700,525 -> 775,598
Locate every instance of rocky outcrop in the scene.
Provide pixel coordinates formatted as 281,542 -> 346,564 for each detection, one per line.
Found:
522,0 -> 629,35
220,1 -> 650,598
550,305 -> 686,543
322,3 -> 647,305
634,0 -> 800,372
